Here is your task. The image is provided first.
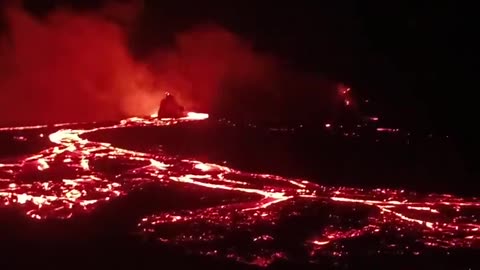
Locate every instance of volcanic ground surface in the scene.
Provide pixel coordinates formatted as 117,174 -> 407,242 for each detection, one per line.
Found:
0,113 -> 478,269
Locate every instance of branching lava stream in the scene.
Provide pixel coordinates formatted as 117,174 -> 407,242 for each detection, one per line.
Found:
0,113 -> 479,267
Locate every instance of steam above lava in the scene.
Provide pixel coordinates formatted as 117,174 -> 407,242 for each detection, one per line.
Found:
0,2 -> 274,125
0,3 -> 162,125
145,24 -> 278,112
0,1 -> 341,126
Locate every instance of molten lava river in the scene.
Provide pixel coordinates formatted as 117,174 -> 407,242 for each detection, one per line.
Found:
0,113 -> 478,267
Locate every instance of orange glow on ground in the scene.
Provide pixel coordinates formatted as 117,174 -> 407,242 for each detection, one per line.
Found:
0,111 -> 479,266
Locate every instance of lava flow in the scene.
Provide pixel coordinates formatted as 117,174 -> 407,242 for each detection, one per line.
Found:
0,112 -> 479,266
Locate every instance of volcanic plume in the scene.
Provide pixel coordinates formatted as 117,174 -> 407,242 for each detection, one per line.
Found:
145,24 -> 278,113
0,5 -> 157,125
0,2 -> 339,126
0,6 -> 276,125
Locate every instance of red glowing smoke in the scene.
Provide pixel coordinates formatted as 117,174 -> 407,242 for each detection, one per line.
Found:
146,24 -> 277,112
0,3 -> 338,125
0,5 -> 279,125
0,6 -> 156,125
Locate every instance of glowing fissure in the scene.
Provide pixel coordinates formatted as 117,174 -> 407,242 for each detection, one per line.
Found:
0,112 -> 479,266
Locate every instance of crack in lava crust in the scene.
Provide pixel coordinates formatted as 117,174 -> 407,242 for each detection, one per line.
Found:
0,112 -> 479,266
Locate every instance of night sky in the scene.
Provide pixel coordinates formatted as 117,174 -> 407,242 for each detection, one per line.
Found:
0,0 -> 476,173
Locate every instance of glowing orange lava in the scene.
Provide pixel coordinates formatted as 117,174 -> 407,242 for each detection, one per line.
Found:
0,111 -> 479,266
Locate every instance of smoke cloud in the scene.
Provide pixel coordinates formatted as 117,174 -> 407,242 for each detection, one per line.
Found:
0,5 -> 158,125
0,2 -> 337,125
145,24 -> 278,112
